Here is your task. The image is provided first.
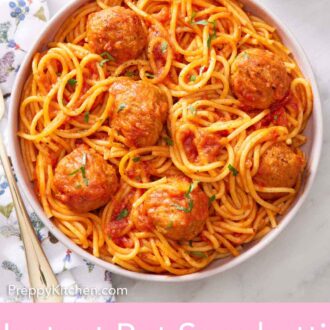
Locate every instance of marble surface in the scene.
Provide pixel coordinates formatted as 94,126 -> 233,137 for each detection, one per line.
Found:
48,0 -> 330,302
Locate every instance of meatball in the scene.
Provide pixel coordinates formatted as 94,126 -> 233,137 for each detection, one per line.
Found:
53,145 -> 118,212
131,178 -> 208,241
254,142 -> 306,199
86,7 -> 147,63
110,78 -> 168,147
231,48 -> 291,110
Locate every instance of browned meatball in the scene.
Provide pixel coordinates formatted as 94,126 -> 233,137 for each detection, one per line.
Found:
231,49 -> 291,110
110,78 -> 168,147
53,145 -> 118,212
86,7 -> 147,63
131,177 -> 208,241
254,142 -> 306,199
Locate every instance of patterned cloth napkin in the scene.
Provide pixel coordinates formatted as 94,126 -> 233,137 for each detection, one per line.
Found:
0,0 -> 114,303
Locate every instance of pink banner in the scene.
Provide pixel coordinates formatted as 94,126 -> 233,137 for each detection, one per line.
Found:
0,304 -> 329,329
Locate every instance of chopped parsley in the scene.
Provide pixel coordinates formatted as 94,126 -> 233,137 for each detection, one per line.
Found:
84,111 -> 90,123
188,105 -> 197,116
190,251 -> 207,258
161,41 -> 168,54
145,72 -> 155,79
185,183 -> 194,197
209,194 -> 216,205
118,103 -> 126,112
194,20 -> 208,26
189,240 -> 193,247
100,51 -> 115,67
125,71 -> 135,77
100,59 -> 109,67
164,136 -> 174,146
80,165 -> 89,186
132,157 -> 141,163
190,75 -> 197,82
173,183 -> 195,213
273,115 -> 279,121
68,78 -> 77,86
228,164 -> 239,177
173,200 -> 194,213
69,168 -> 80,176
166,220 -> 173,229
189,11 -> 197,24
207,21 -> 217,49
242,52 -> 250,60
116,208 -> 129,220
68,153 -> 89,186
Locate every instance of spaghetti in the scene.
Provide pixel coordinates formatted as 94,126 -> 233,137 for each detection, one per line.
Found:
18,0 -> 313,275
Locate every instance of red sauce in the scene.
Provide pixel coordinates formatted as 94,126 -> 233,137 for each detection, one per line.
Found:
91,131 -> 108,140
49,152 -> 58,168
153,44 -> 166,64
106,189 -> 137,238
107,218 -> 129,239
270,92 -> 290,112
107,201 -> 130,238
112,236 -> 134,249
181,130 -> 198,161
201,233 -> 209,243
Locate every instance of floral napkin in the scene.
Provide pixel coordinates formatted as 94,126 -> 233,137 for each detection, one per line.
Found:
0,0 -> 115,303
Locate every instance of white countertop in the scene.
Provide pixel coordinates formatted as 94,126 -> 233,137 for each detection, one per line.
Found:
49,0 -> 330,302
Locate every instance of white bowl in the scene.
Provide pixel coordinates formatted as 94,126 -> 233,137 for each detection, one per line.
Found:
8,0 -> 323,282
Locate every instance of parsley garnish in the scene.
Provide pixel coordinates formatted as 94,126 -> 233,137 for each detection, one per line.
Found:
189,240 -> 193,247
185,183 -> 193,197
173,183 -> 195,213
164,136 -> 174,146
84,112 -> 90,123
68,153 -> 89,186
132,157 -> 141,163
173,199 -> 194,213
125,71 -> 135,77
194,20 -> 208,26
100,51 -> 115,67
188,105 -> 197,115
68,78 -> 77,86
228,164 -> 239,176
207,21 -> 217,49
69,169 -> 80,176
274,115 -> 278,121
190,75 -> 196,82
209,194 -> 216,205
118,103 -> 126,112
100,59 -> 109,67
190,11 -> 197,24
166,220 -> 173,229
116,209 -> 129,220
190,251 -> 207,258
145,72 -> 155,78
161,41 -> 168,54
242,52 -> 250,60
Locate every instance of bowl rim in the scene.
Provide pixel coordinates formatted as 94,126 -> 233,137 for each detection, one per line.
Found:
7,0 -> 323,283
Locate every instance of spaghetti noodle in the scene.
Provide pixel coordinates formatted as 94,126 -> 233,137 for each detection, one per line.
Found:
18,0 -> 313,275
